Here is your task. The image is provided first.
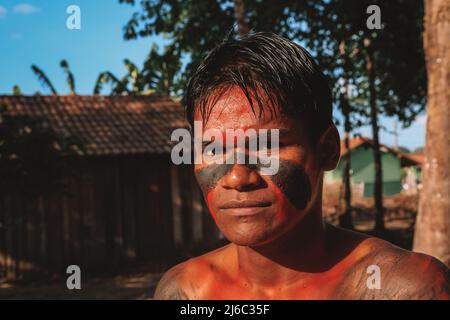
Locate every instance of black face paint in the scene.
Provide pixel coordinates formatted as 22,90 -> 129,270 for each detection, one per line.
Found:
269,159 -> 311,210
196,163 -> 234,192
196,151 -> 254,192
196,153 -> 312,211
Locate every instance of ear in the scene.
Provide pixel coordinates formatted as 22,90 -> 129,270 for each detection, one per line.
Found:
318,125 -> 341,171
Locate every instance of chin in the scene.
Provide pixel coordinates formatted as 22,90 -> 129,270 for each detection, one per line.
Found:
219,208 -> 311,247
218,218 -> 285,247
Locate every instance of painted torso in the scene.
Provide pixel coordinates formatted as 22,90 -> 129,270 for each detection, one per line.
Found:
155,227 -> 450,300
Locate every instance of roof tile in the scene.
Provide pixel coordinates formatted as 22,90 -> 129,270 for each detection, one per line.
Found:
0,95 -> 188,156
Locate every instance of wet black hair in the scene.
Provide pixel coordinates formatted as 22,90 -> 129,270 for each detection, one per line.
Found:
184,32 -> 333,139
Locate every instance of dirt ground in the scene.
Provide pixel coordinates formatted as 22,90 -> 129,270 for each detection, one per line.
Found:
0,184 -> 418,300
0,270 -> 162,300
323,182 -> 418,249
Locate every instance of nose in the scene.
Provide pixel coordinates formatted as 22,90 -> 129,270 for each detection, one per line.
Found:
220,164 -> 263,191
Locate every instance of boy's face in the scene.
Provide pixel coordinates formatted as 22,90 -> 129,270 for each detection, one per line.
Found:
194,87 -> 327,247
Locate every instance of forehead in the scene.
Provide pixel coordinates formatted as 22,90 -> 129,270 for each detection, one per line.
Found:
193,86 -> 290,131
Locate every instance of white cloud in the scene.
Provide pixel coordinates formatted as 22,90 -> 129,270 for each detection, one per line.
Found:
13,3 -> 40,15
0,6 -> 7,18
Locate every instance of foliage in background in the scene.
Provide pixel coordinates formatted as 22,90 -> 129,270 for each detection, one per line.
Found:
119,0 -> 427,231
94,44 -> 181,96
119,0 -> 237,94
119,0 -> 426,123
31,60 -> 75,95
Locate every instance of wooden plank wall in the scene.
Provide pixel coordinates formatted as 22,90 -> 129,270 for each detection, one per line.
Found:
0,155 -> 182,281
171,164 -> 222,256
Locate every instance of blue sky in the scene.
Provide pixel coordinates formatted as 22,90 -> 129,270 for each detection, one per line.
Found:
0,0 -> 158,95
0,1 -> 426,151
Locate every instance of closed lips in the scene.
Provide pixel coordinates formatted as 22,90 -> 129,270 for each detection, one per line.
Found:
220,200 -> 272,209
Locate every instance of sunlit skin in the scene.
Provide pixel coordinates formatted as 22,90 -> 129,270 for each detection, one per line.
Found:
154,87 -> 450,300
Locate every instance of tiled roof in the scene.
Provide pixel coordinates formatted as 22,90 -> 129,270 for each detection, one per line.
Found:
400,152 -> 424,166
0,95 -> 188,156
340,137 -> 370,156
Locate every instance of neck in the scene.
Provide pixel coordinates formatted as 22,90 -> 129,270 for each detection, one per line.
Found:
234,203 -> 327,288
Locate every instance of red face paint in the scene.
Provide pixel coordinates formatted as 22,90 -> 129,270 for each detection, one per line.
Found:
273,185 -> 287,221
206,190 -> 217,224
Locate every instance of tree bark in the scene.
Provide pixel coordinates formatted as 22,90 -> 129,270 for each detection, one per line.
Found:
364,38 -> 384,231
339,40 -> 354,229
233,0 -> 249,38
413,0 -> 450,266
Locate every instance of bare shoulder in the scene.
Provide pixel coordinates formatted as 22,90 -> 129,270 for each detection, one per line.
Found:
153,244 -> 233,300
326,225 -> 449,299
352,235 -> 449,299
405,252 -> 450,300
153,262 -> 189,300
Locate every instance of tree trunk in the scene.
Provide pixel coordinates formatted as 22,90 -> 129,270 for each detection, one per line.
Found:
340,100 -> 354,229
413,0 -> 450,266
364,38 -> 384,231
233,0 -> 249,38
338,40 -> 354,229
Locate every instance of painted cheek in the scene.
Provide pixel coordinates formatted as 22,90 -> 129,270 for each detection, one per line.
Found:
206,190 -> 217,224
268,159 -> 312,210
273,186 -> 286,220
196,164 -> 233,192
196,164 -> 233,225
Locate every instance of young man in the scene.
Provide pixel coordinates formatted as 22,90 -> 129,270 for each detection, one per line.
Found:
155,33 -> 449,300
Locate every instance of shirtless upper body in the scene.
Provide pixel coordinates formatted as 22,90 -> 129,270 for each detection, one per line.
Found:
156,33 -> 450,300
154,225 -> 450,300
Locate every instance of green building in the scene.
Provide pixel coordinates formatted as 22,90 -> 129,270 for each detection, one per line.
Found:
326,137 -> 423,197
